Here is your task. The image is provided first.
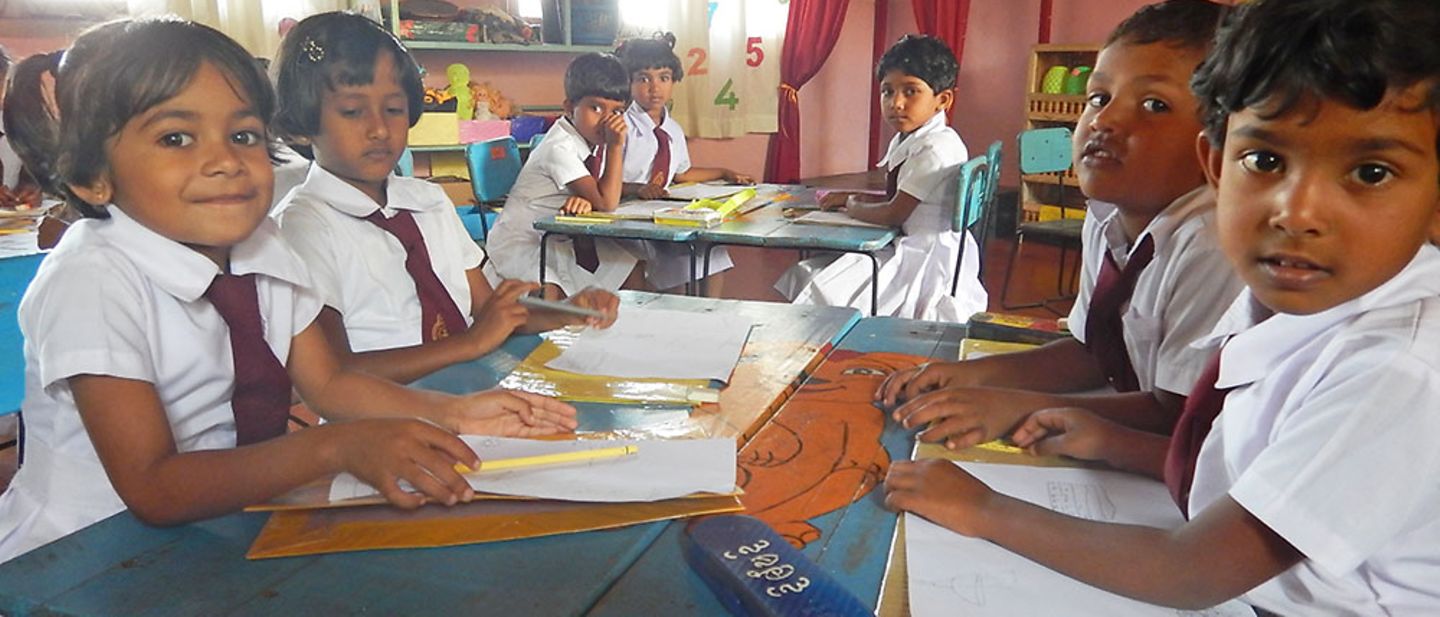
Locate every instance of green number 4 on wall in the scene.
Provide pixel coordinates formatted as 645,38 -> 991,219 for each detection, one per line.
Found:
713,78 -> 739,111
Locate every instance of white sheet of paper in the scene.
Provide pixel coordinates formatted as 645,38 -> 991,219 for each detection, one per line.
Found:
546,308 -> 752,382
792,210 -> 891,229
905,461 -> 1256,617
329,436 -> 736,503
609,200 -> 675,219
664,183 -> 749,201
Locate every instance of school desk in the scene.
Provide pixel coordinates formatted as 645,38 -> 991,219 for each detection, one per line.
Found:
0,295 -> 968,616
533,217 -> 701,293
0,232 -> 43,415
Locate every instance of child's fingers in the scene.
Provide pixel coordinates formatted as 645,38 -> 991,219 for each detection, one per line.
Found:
401,458 -> 466,506
376,476 -> 427,510
875,366 -> 918,405
494,279 -> 540,303
509,391 -> 579,429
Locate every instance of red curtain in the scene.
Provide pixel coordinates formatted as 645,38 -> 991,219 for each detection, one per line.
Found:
763,0 -> 852,184
912,0 -> 972,124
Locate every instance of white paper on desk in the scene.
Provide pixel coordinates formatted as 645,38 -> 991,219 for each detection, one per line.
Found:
329,436 -> 736,503
546,308 -> 752,382
906,461 -> 1256,617
609,200 -> 675,219
792,210 -> 891,229
664,183 -> 749,201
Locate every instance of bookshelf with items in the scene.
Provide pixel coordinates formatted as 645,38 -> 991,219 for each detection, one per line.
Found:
1020,43 -> 1099,223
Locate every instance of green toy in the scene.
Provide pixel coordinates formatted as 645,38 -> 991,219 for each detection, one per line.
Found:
446,63 -> 473,120
1063,66 -> 1092,95
1040,65 -> 1069,94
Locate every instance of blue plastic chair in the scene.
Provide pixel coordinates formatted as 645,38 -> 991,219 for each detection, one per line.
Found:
465,137 -> 523,240
952,155 -> 991,296
395,148 -> 415,177
1000,127 -> 1083,313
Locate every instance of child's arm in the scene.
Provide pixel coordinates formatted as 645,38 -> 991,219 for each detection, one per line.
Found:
70,374 -> 481,524
466,268 -> 618,333
1010,407 -> 1171,478
877,338 -> 1109,406
841,190 -> 924,227
884,460 -> 1302,609
673,166 -> 754,185
288,320 -> 578,435
561,114 -> 629,215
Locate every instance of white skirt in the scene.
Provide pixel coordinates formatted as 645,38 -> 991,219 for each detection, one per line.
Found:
775,230 -> 987,323
485,218 -> 641,296
641,242 -> 734,290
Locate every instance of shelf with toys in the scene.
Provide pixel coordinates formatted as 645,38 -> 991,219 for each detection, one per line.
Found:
1020,43 -> 1099,223
386,0 -> 619,53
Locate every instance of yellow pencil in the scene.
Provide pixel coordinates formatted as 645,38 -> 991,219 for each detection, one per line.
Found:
453,445 -> 639,474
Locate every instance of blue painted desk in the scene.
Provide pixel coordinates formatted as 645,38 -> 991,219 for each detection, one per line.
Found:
0,233 -> 44,415
0,294 -> 926,616
533,217 -> 700,294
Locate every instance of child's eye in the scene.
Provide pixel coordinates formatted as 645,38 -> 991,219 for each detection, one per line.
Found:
1240,151 -> 1284,174
386,106 -> 406,116
1141,98 -> 1170,113
1086,92 -> 1110,108
1353,164 -> 1394,186
339,108 -> 362,118
159,132 -> 194,148
231,130 -> 263,146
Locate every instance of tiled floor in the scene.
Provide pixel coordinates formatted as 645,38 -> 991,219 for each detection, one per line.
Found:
0,237 -> 1072,494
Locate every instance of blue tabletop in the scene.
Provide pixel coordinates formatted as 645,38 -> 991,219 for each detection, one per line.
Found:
534,217 -> 698,243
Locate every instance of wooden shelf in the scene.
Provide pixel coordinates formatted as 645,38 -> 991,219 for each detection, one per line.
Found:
402,41 -> 612,53
1022,43 -> 1100,223
411,142 -> 533,153
1021,174 -> 1081,188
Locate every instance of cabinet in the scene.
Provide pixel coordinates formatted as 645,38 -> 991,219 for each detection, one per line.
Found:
1020,43 -> 1099,223
386,0 -> 614,53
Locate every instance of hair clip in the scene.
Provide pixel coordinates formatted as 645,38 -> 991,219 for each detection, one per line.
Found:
302,37 -> 325,63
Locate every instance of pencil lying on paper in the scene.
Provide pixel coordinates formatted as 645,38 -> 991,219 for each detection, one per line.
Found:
453,445 -> 639,474
517,295 -> 605,320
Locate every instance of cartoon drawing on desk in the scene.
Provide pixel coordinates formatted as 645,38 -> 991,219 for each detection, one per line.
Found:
736,350 -> 925,547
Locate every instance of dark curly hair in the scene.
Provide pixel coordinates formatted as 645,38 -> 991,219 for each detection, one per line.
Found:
875,34 -> 956,94
1191,0 -> 1440,148
615,32 -> 683,83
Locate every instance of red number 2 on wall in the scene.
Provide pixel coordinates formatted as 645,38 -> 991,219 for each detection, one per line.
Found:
686,47 -> 709,76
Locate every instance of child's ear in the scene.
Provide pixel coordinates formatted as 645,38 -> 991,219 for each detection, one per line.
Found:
66,176 -> 112,207
1196,132 -> 1223,188
563,99 -> 575,118
937,88 -> 955,112
1428,182 -> 1440,245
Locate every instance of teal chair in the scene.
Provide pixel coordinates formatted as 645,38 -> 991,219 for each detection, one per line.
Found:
465,136 -> 523,240
395,148 -> 415,177
952,155 -> 992,296
1000,127 -> 1083,312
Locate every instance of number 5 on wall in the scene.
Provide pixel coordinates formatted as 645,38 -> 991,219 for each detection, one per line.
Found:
746,37 -> 764,67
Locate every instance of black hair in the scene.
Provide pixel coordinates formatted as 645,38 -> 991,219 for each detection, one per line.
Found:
2,18 -> 276,218
564,53 -> 631,104
272,12 -> 424,159
615,33 -> 684,83
875,34 -> 957,94
0,44 -> 11,81
1106,0 -> 1227,52
1191,0 -> 1440,148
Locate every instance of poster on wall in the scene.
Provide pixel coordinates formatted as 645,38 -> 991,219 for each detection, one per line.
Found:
665,0 -> 787,139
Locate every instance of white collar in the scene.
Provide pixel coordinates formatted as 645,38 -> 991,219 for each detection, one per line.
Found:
298,163 -> 437,219
98,206 -> 309,302
1090,185 -> 1213,265
626,101 -> 670,133
877,111 -> 949,170
554,116 -> 598,155
1198,243 -> 1440,389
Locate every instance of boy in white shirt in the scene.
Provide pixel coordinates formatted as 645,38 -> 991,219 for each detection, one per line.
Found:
614,34 -> 753,295
879,0 -> 1240,452
485,53 -> 641,299
887,0 -> 1440,612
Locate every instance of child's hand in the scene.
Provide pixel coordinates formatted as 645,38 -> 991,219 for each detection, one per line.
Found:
723,169 -> 755,185
332,418 -> 478,509
602,112 -> 628,147
875,361 -> 975,408
568,286 -> 620,328
891,386 -> 1043,451
440,389 -> 579,436
561,195 -> 593,215
638,182 -> 667,199
1010,407 -> 1116,462
818,191 -> 850,211
884,458 -> 995,537
464,279 -> 536,356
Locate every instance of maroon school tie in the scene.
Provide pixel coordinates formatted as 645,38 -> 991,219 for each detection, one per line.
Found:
649,127 -> 672,186
364,209 -> 468,342
884,163 -> 902,200
1163,348 -> 1233,517
205,273 -> 291,446
573,150 -> 603,273
1084,234 -> 1156,392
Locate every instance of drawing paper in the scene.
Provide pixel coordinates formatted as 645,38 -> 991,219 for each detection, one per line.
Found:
546,308 -> 752,382
792,210 -> 891,229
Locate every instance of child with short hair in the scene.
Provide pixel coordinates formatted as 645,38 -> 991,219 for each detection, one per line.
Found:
774,34 -> 985,323
614,33 -> 753,295
887,0 -> 1440,611
878,0 -> 1240,456
0,18 -> 576,564
484,53 -> 640,299
272,13 -> 617,385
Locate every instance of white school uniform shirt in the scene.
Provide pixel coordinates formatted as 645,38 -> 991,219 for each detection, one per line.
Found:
1066,186 -> 1242,394
0,208 -> 322,563
483,117 -> 639,295
775,111 -> 985,322
621,101 -> 692,185
1187,244 -> 1440,616
0,116 -> 23,189
620,102 -> 732,289
275,164 -> 484,353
